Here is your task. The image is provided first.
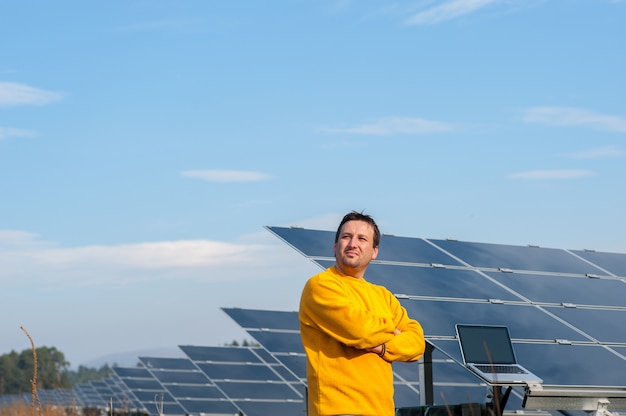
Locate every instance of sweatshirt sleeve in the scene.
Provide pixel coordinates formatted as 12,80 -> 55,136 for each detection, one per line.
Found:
300,274 -> 397,350
381,291 -> 425,362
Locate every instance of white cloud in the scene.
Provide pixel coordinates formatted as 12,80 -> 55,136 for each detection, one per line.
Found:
506,169 -> 595,180
0,230 -> 54,249
0,82 -> 63,107
36,241 -> 255,269
563,146 -> 625,160
0,127 -> 37,141
181,170 -> 272,182
521,107 -> 626,133
317,116 -> 453,135
0,231 -> 312,287
405,0 -> 499,25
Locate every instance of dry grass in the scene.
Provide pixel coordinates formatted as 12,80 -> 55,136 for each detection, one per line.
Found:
0,402 -> 75,416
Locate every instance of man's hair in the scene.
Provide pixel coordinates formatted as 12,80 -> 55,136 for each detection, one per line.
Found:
335,211 -> 381,248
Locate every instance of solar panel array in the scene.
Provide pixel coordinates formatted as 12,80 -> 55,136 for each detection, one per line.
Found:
0,346 -> 305,416
257,226 -> 626,413
3,226 -> 625,415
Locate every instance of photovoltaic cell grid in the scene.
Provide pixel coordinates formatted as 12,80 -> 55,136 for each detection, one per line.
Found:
0,375 -> 141,411
73,381 -> 110,407
179,345 -> 305,416
0,375 -> 142,411
0,345 -> 307,416
138,355 -> 242,415
113,366 -> 186,415
259,226 -> 626,411
91,375 -> 143,411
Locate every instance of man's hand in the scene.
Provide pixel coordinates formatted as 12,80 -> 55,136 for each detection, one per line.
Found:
365,328 -> 401,355
366,344 -> 384,355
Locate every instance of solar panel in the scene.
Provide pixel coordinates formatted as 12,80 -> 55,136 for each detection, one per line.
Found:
484,271 -> 626,307
138,355 -> 241,416
348,261 -> 524,300
73,382 -> 108,408
90,380 -> 115,404
219,309 -> 304,385
56,389 -> 76,407
102,375 -> 134,409
179,345 -> 305,416
427,238 -> 607,274
112,366 -> 185,415
570,249 -> 626,276
88,377 -> 137,411
36,389 -> 62,406
263,225 -> 626,413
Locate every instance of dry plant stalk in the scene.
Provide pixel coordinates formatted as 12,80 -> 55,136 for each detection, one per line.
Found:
20,326 -> 42,416
154,393 -> 164,416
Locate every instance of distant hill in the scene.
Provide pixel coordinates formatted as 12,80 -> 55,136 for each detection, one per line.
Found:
79,346 -> 185,369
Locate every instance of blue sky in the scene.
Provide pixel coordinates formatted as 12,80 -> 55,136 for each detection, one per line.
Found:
1,0 -> 625,368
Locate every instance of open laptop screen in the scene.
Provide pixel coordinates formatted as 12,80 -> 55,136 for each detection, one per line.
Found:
457,325 -> 517,365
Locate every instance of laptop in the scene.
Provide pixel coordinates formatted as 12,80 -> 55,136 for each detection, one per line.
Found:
456,324 -> 543,385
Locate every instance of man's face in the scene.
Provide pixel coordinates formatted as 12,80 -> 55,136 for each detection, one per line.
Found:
333,220 -> 379,278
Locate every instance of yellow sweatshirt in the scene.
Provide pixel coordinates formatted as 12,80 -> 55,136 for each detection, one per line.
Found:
299,266 -> 425,416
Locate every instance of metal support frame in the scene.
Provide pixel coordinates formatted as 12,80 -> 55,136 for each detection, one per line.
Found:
418,342 -> 435,406
417,342 -> 626,416
523,384 -> 626,416
418,341 -> 511,415
488,385 -> 512,416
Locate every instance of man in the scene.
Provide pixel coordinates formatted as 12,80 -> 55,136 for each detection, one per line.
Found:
299,211 -> 425,416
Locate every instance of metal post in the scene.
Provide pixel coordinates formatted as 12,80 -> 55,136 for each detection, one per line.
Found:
418,342 -> 434,406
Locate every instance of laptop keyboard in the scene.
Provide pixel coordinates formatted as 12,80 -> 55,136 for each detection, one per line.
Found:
474,364 -> 528,374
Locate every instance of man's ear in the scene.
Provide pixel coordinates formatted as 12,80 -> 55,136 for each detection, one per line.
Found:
371,246 -> 379,260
